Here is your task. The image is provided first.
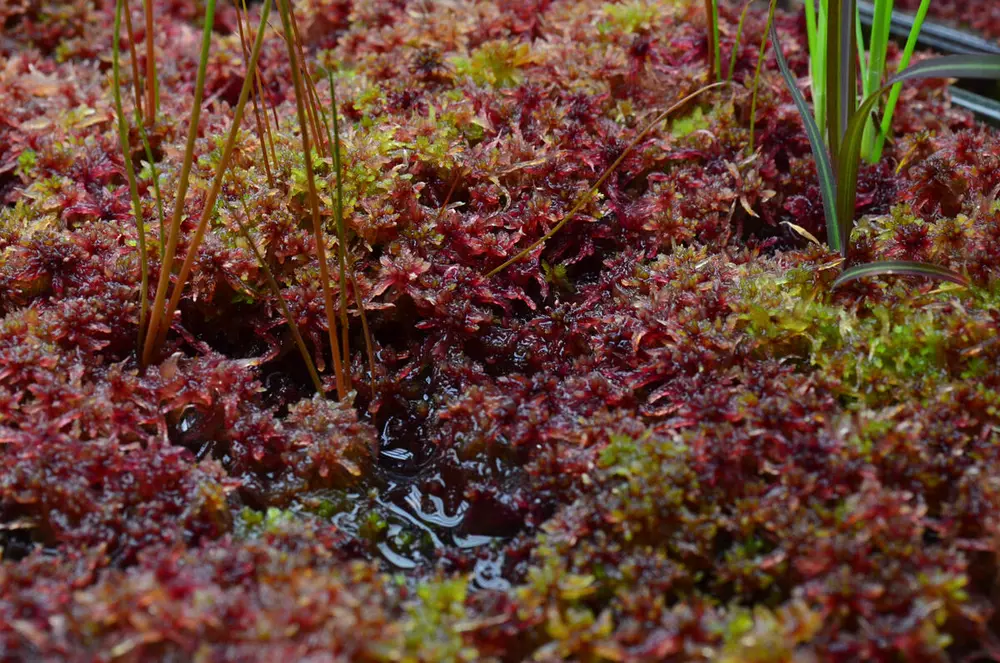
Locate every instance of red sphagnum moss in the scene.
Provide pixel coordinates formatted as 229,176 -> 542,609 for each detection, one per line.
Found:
3,0 -> 1000,661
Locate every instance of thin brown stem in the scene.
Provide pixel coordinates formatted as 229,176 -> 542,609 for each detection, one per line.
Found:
114,0 -> 149,357
122,0 -> 143,122
151,0 -> 272,359
124,0 -> 166,254
258,69 -> 279,168
437,169 -> 462,222
312,70 -> 352,391
486,82 -> 729,277
234,0 -> 275,188
351,269 -> 376,397
141,0 -> 218,366
288,3 -> 327,156
142,0 -> 157,125
243,0 -> 279,171
246,47 -> 280,171
330,81 -> 351,390
277,0 -> 346,399
237,196 -> 324,394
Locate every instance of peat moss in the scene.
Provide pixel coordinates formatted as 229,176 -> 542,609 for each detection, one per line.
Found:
3,0 -> 1000,660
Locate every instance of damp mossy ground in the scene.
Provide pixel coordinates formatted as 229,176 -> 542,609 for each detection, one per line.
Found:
3,0 -> 1000,660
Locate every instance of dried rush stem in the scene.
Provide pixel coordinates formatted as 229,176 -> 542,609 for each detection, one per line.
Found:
234,0 -> 275,188
351,270 -> 376,396
122,0 -> 166,253
284,16 -> 349,382
113,0 -> 149,355
121,0 -> 143,121
311,70 -> 353,391
142,0 -> 157,124
487,82 -> 728,277
276,0 -> 347,399
150,0 -> 272,358
141,0 -> 218,367
286,3 -> 327,155
243,0 -> 280,168
237,197 -> 325,394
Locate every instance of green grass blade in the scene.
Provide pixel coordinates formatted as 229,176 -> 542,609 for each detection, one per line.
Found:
814,0 -> 829,132
804,0 -> 818,71
706,0 -> 721,80
113,0 -> 149,355
142,0 -> 157,123
861,0 -> 894,162
727,0 -> 752,83
855,8 -> 869,96
872,0 -> 931,161
770,21 -> 841,254
748,0 -> 777,153
826,0 -> 857,161
803,0 -> 820,125
832,260 -> 969,288
837,55 -> 1000,254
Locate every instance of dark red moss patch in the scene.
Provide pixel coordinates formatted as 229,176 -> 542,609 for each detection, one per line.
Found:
3,0 -> 1000,660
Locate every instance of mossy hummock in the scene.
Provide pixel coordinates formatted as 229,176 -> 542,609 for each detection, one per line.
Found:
2,0 -> 1000,661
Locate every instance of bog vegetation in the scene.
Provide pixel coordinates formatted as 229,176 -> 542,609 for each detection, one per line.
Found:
3,0 -> 1000,660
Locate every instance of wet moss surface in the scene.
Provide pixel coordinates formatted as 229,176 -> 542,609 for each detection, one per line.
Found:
3,0 -> 1000,660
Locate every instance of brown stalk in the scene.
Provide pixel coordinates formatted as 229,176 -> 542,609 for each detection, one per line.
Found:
243,18 -> 280,175
437,169 -> 462,222
141,0 -> 219,367
287,4 -> 328,156
351,270 -> 376,396
268,9 -> 326,158
122,0 -> 143,121
234,0 -> 275,188
123,0 -> 166,253
323,73 -> 352,390
251,48 -> 280,170
149,0 -> 273,360
142,0 -> 157,125
237,196 -> 324,394
289,18 -> 354,392
277,0 -> 346,399
258,70 -> 279,169
486,82 -> 729,277
262,67 -> 281,136
113,0 -> 149,357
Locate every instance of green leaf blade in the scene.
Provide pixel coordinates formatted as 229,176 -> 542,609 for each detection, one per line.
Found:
860,0 -> 895,162
827,0 -> 857,160
769,21 -> 841,255
837,54 -> 1000,255
873,0 -> 932,161
832,260 -> 970,289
